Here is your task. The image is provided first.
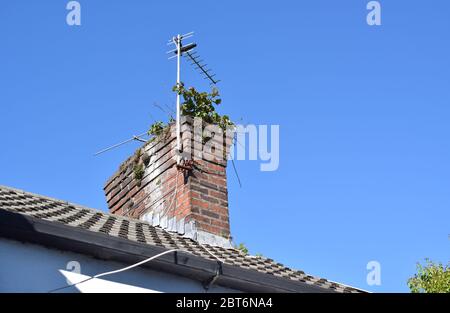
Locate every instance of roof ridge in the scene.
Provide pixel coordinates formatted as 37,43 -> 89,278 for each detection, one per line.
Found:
0,184 -> 207,249
0,184 -> 98,212
0,184 -> 147,224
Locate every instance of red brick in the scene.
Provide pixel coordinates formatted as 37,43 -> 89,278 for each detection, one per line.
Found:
104,121 -> 231,238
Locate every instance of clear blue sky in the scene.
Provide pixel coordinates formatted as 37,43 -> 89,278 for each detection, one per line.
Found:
1,1 -> 449,292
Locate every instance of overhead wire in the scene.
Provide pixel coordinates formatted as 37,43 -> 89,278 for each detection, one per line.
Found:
48,243 -> 227,293
48,249 -> 180,293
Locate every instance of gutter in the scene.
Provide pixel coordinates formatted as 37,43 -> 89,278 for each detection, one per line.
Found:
0,209 -> 335,293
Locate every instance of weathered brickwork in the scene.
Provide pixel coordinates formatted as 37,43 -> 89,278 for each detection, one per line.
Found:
104,118 -> 232,238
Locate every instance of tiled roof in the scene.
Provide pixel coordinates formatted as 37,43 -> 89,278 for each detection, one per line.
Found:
0,185 -> 363,293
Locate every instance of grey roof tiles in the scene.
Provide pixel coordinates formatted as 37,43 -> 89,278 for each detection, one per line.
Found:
0,185 -> 363,293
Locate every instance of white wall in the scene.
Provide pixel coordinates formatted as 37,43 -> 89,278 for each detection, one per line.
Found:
0,238 -> 239,293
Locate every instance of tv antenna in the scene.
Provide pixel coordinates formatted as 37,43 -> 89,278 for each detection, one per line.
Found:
167,31 -> 220,164
94,132 -> 149,156
94,32 -> 221,158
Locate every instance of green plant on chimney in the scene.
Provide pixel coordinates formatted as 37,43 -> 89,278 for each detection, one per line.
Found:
133,163 -> 144,181
132,148 -> 145,186
175,83 -> 233,131
148,121 -> 165,137
148,83 -> 234,139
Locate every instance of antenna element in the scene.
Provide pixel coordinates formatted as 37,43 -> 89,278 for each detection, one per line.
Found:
167,32 -> 221,164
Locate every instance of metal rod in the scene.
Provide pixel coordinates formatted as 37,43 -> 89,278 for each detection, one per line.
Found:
167,32 -> 194,44
231,158 -> 242,188
186,51 -> 218,84
181,31 -> 194,37
133,136 -> 147,143
175,34 -> 181,164
176,43 -> 197,54
94,132 -> 148,156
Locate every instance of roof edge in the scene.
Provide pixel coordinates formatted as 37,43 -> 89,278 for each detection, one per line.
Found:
0,209 -> 339,293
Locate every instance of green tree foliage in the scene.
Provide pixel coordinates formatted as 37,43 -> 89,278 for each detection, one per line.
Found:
407,259 -> 450,293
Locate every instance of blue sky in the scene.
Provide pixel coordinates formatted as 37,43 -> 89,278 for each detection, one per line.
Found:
1,1 -> 449,292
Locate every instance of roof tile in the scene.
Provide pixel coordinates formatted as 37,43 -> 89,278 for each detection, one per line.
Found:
0,185 -> 363,293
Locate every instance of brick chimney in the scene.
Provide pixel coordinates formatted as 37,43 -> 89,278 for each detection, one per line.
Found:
103,117 -> 233,247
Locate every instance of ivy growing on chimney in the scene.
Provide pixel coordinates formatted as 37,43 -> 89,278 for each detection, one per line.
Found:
148,83 -> 234,138
175,83 -> 233,131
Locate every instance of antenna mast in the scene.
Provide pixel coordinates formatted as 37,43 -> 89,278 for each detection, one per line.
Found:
175,34 -> 182,165
167,32 -> 195,164
94,32 -> 220,158
167,32 -> 220,164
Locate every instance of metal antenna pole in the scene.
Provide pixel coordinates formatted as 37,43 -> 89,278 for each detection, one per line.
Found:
175,34 -> 182,165
93,31 -> 201,159
167,31 -> 196,164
